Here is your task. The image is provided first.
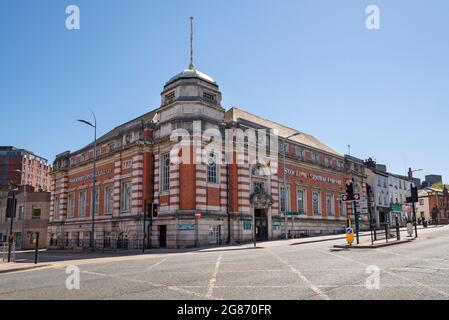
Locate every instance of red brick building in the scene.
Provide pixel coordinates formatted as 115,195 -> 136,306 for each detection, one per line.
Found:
0,146 -> 51,192
48,65 -> 366,249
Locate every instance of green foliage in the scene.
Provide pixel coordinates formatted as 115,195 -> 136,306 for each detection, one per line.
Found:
432,182 -> 449,190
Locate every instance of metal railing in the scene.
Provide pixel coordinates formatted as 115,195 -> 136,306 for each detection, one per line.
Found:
288,230 -> 310,239
48,239 -> 144,252
1,242 -> 15,262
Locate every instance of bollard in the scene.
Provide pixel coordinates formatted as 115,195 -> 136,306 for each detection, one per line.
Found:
34,233 -> 40,264
395,216 -> 400,241
385,224 -> 388,243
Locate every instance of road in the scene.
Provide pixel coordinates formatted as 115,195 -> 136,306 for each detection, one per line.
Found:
1,226 -> 449,300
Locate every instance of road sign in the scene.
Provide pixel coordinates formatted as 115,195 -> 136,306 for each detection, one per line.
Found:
341,193 -> 360,202
346,227 -> 354,245
390,203 -> 402,213
358,196 -> 369,214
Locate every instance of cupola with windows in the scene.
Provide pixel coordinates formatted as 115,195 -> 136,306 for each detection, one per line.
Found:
156,17 -> 224,131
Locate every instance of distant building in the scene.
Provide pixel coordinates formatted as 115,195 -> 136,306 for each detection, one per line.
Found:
417,187 -> 449,225
0,146 -> 52,192
387,173 -> 415,224
365,161 -> 390,227
364,159 -> 415,227
0,185 -> 50,249
421,175 -> 443,188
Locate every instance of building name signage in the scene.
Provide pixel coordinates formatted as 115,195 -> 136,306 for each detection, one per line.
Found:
70,169 -> 112,183
179,224 -> 195,231
285,168 -> 342,185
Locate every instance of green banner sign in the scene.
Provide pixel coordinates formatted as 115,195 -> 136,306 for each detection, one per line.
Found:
390,203 -> 402,213
286,211 -> 305,216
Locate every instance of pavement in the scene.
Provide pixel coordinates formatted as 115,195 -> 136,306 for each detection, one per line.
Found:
0,225 -> 448,300
0,262 -> 50,274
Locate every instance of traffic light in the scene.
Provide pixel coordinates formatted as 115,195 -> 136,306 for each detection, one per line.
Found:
411,187 -> 418,203
152,203 -> 158,218
146,202 -> 152,220
346,180 -> 354,200
145,203 -> 159,219
5,198 -> 17,219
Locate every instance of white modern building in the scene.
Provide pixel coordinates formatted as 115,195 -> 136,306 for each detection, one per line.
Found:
364,160 -> 415,227
387,173 -> 415,224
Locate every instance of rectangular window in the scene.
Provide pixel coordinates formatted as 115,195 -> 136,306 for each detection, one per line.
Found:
68,193 -> 75,218
121,181 -> 131,212
311,152 -> 318,162
54,196 -> 60,220
105,185 -> 114,214
31,206 -> 41,220
207,153 -> 218,184
79,191 -> 87,217
108,142 -> 116,152
253,182 -> 265,194
339,195 -> 346,216
17,205 -> 24,221
203,92 -> 216,103
419,199 -> 424,206
312,191 -> 321,215
279,143 -> 287,153
326,193 -> 334,216
297,188 -> 306,214
296,147 -> 304,158
280,186 -> 290,213
165,91 -> 175,104
161,153 -> 170,191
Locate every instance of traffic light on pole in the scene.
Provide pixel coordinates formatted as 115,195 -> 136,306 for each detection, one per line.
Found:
346,180 -> 354,200
411,187 -> 418,203
6,198 -> 17,219
152,203 -> 158,219
146,203 -> 159,219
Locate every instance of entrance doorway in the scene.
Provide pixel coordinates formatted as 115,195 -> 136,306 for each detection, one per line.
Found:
159,225 -> 167,248
255,209 -> 268,241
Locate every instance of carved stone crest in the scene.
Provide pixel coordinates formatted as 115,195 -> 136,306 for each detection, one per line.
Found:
251,163 -> 270,177
250,190 -> 274,209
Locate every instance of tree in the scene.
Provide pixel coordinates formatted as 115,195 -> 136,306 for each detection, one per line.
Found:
431,182 -> 449,190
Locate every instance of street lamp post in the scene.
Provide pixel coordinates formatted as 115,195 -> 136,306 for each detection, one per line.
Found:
78,111 -> 97,253
282,133 -> 301,240
7,182 -> 19,263
408,168 -> 423,238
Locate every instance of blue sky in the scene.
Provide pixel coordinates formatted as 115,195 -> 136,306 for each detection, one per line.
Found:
1,0 -> 448,183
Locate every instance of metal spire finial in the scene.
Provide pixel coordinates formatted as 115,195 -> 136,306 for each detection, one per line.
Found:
188,16 -> 195,70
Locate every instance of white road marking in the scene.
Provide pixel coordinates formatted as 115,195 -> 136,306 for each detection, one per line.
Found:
78,265 -> 212,300
320,249 -> 449,298
267,249 -> 330,300
144,258 -> 167,273
206,253 -> 223,299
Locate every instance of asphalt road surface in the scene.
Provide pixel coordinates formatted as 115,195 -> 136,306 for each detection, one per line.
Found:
1,226 -> 449,300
